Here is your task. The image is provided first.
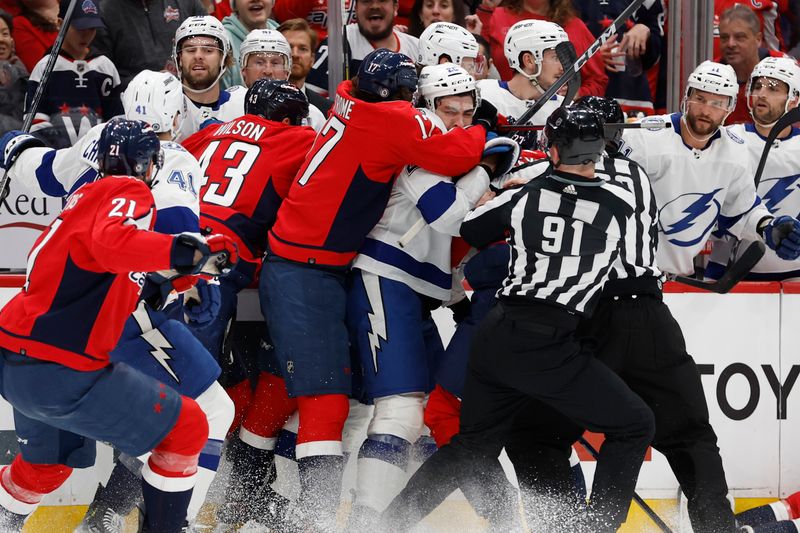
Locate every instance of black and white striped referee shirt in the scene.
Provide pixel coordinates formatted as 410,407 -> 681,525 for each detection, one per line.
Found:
596,154 -> 661,280
460,167 -> 635,315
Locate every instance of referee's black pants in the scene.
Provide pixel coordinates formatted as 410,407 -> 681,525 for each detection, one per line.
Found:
507,278 -> 736,533
381,299 -> 655,533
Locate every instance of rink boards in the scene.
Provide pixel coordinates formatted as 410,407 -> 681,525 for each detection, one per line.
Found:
0,276 -> 798,506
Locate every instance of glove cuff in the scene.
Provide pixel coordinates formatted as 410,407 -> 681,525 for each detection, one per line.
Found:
171,234 -> 206,275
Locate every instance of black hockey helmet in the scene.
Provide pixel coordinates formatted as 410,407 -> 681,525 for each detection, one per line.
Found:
575,95 -> 624,153
355,48 -> 418,101
245,79 -> 309,126
97,118 -> 163,182
542,105 -> 605,166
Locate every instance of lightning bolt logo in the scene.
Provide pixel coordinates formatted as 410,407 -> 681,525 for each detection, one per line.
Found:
761,174 -> 800,212
362,273 -> 388,374
664,189 -> 723,235
132,305 -> 180,383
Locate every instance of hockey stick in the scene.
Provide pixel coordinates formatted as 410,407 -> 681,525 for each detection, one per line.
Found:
0,0 -> 79,201
671,240 -> 766,293
577,437 -> 674,533
499,0 -> 647,131
500,116 -> 672,132
753,105 -> 800,188
557,42 -> 580,107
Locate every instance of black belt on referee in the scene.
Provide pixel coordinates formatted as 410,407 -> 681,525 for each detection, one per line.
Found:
601,276 -> 663,300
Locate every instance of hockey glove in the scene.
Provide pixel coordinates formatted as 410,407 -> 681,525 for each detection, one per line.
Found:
1,130 -> 44,171
481,135 -> 520,181
171,233 -> 239,275
763,215 -> 800,260
472,100 -> 499,133
185,278 -> 221,325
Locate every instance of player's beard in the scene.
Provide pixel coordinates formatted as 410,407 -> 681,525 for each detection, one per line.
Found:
358,16 -> 394,42
685,111 -> 722,137
183,64 -> 222,91
753,102 -> 784,126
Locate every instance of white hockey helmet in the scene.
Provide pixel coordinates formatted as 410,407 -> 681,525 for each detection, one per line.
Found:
684,60 -> 738,111
240,29 -> 292,72
123,70 -> 184,135
417,63 -> 477,113
417,22 -> 479,67
747,56 -> 800,115
504,19 -> 568,79
173,16 -> 231,87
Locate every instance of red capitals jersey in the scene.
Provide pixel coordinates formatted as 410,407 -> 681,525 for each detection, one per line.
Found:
713,0 -> 790,56
182,115 -> 317,270
273,0 -> 414,40
0,177 -> 175,371
269,80 -> 486,267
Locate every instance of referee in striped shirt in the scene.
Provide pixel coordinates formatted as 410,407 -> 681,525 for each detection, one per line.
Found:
381,105 -> 655,533
508,97 -> 738,533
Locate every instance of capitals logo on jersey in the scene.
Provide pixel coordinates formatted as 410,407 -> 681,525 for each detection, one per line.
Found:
761,174 -> 800,214
659,189 -> 724,247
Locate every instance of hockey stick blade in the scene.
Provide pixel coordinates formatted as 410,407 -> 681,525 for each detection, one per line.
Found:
556,42 -> 579,107
508,0 -> 647,128
577,437 -> 674,533
673,240 -> 766,293
753,105 -> 800,187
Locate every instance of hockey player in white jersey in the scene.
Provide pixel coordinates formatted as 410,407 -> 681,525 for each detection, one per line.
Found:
173,16 -> 246,141
0,70 -> 235,532
238,28 -> 325,130
416,22 -> 483,77
344,63 -> 519,531
707,56 -> 800,280
477,19 -> 566,148
619,60 -> 800,277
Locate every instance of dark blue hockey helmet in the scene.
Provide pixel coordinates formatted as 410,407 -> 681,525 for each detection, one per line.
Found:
97,118 -> 163,182
245,79 -> 309,125
574,96 -> 625,153
356,48 -> 418,101
542,105 -> 605,166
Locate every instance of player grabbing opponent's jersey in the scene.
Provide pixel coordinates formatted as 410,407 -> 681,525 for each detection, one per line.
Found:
0,120 -> 237,533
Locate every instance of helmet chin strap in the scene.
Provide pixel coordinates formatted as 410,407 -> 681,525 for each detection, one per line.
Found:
181,65 -> 228,95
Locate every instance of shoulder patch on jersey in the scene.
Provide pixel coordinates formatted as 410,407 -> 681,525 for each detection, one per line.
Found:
161,141 -> 188,153
726,128 -> 745,144
226,85 -> 244,93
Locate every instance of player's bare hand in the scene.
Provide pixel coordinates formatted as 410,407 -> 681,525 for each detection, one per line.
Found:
620,24 -> 650,59
476,190 -> 496,206
502,176 -> 531,189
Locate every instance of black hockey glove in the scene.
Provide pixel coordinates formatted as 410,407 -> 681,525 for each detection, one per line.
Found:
472,100 -> 499,133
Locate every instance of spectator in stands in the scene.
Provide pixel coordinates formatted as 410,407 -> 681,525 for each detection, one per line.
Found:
278,18 -> 333,114
407,0 -> 465,37
576,0 -> 662,117
718,4 -> 784,125
483,0 -> 607,96
305,0 -> 419,96
12,0 -> 58,72
221,0 -> 278,88
0,10 -> 27,131
273,0 -> 356,41
25,0 -> 122,148
714,0 -> 792,56
92,0 -> 206,88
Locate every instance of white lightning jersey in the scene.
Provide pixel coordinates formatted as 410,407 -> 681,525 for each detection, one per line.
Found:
352,110 -> 490,301
618,113 -> 769,276
476,79 -> 562,125
708,123 -> 800,280
175,85 -> 247,142
11,124 -> 201,234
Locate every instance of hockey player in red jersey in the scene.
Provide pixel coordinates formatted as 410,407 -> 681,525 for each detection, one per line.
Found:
0,119 -> 238,532
181,78 -> 317,525
260,48 -> 490,530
